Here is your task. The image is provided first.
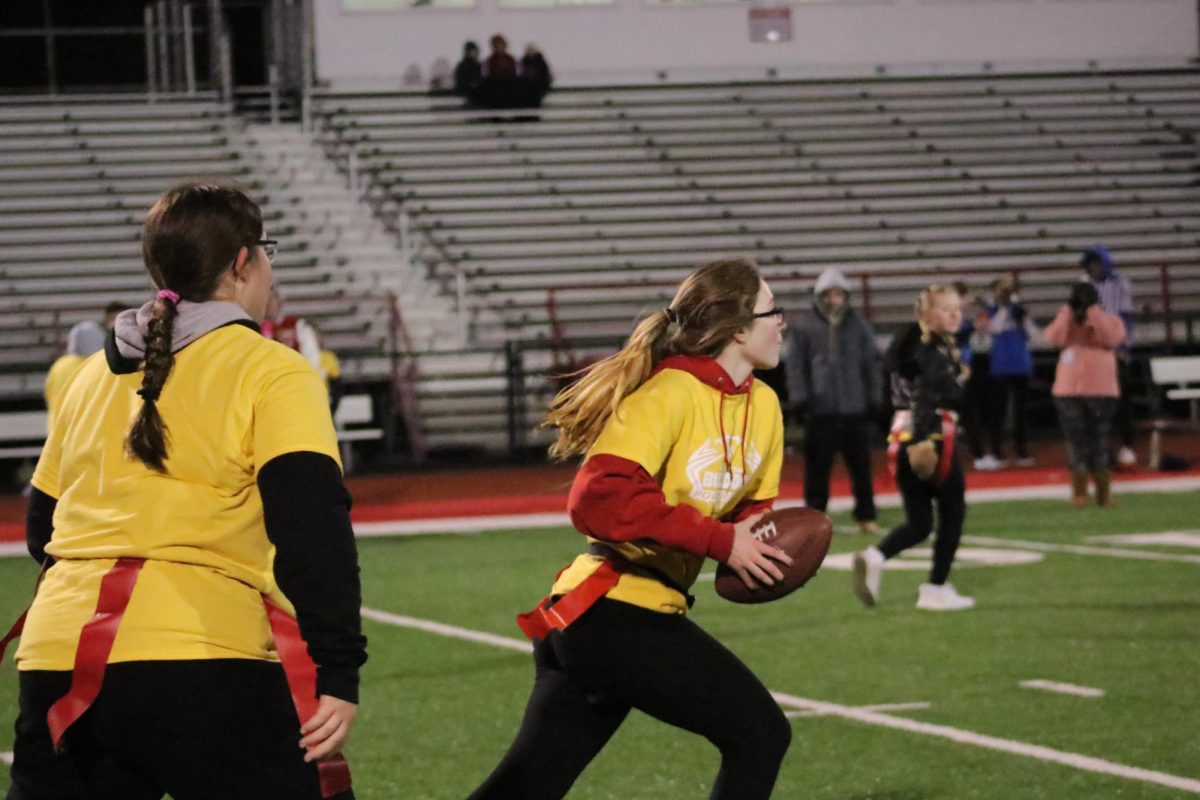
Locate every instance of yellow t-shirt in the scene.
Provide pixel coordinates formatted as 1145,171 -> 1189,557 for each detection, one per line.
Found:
19,323 -> 341,671
43,353 -> 86,430
551,365 -> 783,614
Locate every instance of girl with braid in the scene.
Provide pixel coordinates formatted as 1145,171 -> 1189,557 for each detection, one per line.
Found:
852,285 -> 975,611
470,258 -> 794,800
6,182 -> 366,800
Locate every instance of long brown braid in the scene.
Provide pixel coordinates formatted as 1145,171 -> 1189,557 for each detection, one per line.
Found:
125,181 -> 262,472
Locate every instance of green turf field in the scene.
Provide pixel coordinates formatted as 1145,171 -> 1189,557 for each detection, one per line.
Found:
1,491 -> 1197,798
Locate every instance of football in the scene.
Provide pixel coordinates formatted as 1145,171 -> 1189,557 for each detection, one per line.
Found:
714,507 -> 834,604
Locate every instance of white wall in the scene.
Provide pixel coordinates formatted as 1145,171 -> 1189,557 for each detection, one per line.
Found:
314,0 -> 1199,86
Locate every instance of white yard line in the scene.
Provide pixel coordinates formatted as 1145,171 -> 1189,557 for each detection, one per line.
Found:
964,536 -> 1200,565
785,701 -> 931,719
1020,680 -> 1105,698
361,605 -> 1200,795
770,692 -> 1200,795
353,513 -> 570,538
360,606 -> 532,654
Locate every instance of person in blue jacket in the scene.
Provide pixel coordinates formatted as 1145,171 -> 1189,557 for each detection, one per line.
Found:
985,277 -> 1035,467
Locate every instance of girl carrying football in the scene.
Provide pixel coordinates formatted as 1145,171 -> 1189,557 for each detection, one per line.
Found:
469,258 -> 794,800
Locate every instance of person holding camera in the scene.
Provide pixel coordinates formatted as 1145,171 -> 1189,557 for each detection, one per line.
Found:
1043,281 -> 1127,507
985,277 -> 1037,467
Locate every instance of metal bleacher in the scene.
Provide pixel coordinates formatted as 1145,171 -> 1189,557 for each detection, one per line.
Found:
310,67 -> 1200,450
0,93 -> 398,409
2,70 -> 1197,454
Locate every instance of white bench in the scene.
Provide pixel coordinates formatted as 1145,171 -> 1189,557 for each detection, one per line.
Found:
1147,356 -> 1200,469
333,394 -> 384,474
0,410 -> 49,459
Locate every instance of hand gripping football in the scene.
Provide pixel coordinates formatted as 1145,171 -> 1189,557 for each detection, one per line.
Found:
714,507 -> 834,604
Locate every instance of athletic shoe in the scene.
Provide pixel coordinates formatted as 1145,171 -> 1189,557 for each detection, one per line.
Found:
973,455 -> 1000,471
1015,456 -> 1036,468
852,546 -> 884,608
916,582 -> 975,611
856,520 -> 880,535
1117,447 -> 1138,469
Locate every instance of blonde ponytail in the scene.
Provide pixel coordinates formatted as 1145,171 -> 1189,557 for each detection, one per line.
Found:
544,310 -> 672,460
543,257 -> 763,460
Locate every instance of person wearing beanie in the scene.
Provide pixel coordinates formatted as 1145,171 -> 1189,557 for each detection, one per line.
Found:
784,267 -> 882,533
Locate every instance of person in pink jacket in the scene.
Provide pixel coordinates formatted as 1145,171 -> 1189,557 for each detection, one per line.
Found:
1043,281 -> 1127,507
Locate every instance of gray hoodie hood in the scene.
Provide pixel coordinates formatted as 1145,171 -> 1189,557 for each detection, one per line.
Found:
813,267 -> 851,298
113,299 -> 252,361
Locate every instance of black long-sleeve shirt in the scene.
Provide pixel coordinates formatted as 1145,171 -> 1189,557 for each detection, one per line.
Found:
886,322 -> 967,441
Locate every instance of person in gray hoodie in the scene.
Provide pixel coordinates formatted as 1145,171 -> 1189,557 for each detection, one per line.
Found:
784,268 -> 881,532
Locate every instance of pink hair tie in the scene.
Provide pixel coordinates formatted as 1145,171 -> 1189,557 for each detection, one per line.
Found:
157,289 -> 181,306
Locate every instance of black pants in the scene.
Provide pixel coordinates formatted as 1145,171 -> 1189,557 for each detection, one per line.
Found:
1055,396 -> 1118,472
878,443 -> 967,585
8,660 -> 350,800
803,414 -> 877,522
469,598 -> 791,800
988,374 -> 1030,459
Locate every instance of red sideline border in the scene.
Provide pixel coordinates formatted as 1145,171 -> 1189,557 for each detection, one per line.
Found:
3,466 -> 1197,543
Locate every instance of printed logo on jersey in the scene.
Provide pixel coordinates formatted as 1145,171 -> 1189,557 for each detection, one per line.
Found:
685,436 -> 762,507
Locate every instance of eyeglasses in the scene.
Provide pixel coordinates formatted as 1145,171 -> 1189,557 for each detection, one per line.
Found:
751,307 -> 786,320
257,239 -> 278,262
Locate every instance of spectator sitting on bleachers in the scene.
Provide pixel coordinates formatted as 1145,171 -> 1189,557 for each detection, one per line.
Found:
454,41 -> 483,99
519,44 -> 553,106
484,34 -> 517,78
986,278 -> 1037,468
468,34 -> 550,111
1081,245 -> 1137,469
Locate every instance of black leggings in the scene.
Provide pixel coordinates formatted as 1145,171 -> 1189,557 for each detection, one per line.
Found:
878,443 -> 967,585
469,598 -> 791,800
8,660 -> 349,800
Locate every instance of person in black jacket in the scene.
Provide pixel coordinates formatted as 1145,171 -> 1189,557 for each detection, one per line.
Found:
453,40 -> 483,103
852,285 -> 975,611
784,267 -> 881,532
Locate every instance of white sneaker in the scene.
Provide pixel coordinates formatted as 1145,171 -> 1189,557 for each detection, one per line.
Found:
852,547 -> 885,608
1117,447 -> 1137,468
916,582 -> 975,611
973,455 -> 1000,471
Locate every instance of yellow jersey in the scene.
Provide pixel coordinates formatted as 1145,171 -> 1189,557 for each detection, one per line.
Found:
551,356 -> 783,614
20,323 -> 341,671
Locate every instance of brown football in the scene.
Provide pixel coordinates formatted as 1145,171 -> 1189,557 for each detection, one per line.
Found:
714,507 -> 834,604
